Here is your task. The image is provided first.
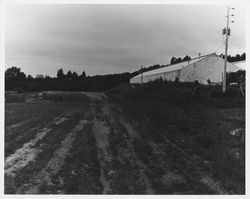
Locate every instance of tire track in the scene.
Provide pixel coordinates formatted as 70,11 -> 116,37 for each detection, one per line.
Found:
24,119 -> 91,194
53,114 -> 102,194
5,111 -> 74,177
91,100 -> 113,194
117,114 -> 154,194
89,95 -> 154,194
5,118 -> 38,132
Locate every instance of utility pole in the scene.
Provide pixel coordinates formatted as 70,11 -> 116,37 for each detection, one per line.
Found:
140,65 -> 143,84
222,7 -> 234,93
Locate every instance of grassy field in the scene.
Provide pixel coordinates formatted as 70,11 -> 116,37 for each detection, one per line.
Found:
107,81 -> 245,194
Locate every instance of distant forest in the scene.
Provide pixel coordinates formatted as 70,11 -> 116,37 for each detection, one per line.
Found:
5,67 -> 130,92
5,53 -> 245,92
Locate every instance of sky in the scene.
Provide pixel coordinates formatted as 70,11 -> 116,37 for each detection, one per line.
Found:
5,4 -> 246,77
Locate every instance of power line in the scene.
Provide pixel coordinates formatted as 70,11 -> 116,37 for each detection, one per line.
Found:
213,43 -> 225,54
222,6 -> 235,93
212,34 -> 226,54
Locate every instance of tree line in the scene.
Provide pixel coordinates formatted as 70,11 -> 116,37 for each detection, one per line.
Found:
130,55 -> 192,78
5,53 -> 245,92
5,67 -> 130,92
221,52 -> 245,63
130,53 -> 246,78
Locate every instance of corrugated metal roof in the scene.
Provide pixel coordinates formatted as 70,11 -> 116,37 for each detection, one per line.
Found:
132,55 -> 207,78
232,60 -> 245,70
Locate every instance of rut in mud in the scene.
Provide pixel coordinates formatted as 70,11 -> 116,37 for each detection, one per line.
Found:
89,95 -> 154,194
5,92 -> 229,194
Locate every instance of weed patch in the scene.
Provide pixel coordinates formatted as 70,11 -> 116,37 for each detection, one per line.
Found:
107,80 -> 245,194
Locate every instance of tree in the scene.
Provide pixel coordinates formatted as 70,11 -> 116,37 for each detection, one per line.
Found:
241,53 -> 246,60
235,54 -> 241,62
57,68 -> 65,80
170,57 -> 177,65
27,75 -> 34,81
44,75 -> 51,80
220,53 -> 245,62
5,67 -> 27,91
170,57 -> 183,65
183,55 -> 191,62
72,72 -> 78,80
36,74 -> 44,80
176,57 -> 182,64
5,67 -> 26,81
66,70 -> 73,80
80,71 -> 86,79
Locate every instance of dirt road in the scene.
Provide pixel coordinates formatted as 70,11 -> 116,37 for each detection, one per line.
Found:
5,92 -> 228,194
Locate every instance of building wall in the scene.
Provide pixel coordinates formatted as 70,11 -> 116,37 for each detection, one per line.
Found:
130,70 -> 180,84
130,54 -> 240,84
180,54 -> 240,83
164,70 -> 181,81
130,75 -> 143,84
233,61 -> 245,70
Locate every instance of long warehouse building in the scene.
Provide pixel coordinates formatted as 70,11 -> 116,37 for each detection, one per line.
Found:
130,53 -> 242,84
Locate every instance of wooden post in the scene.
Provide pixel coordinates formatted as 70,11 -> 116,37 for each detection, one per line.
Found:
141,65 -> 143,84
222,7 -> 234,93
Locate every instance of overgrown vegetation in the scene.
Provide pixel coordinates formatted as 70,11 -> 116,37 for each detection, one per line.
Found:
42,92 -> 88,102
5,67 -> 130,92
107,80 -> 245,194
5,94 -> 26,103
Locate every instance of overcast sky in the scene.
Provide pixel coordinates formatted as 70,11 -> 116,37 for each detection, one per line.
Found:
5,4 -> 246,77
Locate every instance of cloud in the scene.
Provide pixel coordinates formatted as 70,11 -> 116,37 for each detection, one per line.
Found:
5,4 -> 246,77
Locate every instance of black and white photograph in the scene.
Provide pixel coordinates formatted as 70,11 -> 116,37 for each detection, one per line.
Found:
1,0 -> 248,196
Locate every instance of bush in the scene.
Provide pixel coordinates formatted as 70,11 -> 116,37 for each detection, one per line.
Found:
209,86 -> 242,98
42,92 -> 87,101
5,94 -> 25,103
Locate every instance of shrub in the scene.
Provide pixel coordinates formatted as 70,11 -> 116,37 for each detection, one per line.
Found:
209,86 -> 242,98
42,92 -> 87,101
5,94 -> 25,103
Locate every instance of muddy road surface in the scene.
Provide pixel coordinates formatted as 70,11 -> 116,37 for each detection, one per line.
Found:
5,92 -> 228,194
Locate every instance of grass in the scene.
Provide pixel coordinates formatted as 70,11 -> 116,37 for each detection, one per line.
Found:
5,94 -> 26,103
107,80 -> 245,194
42,92 -> 88,101
5,92 -> 90,126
